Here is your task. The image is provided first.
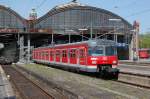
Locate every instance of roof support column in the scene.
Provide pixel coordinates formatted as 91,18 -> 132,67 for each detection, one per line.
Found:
27,33 -> 31,63
18,35 -> 25,63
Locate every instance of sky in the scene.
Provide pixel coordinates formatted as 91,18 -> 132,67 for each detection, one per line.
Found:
0,0 -> 150,34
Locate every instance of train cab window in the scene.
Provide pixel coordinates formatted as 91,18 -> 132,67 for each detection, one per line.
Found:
88,47 -> 104,56
105,46 -> 117,56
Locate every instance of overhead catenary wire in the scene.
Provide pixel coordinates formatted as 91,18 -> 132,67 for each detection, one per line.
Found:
114,0 -> 137,9
125,8 -> 150,18
35,0 -> 47,10
112,1 -> 150,18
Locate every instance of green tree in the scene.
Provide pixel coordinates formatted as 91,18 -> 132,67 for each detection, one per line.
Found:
139,33 -> 150,48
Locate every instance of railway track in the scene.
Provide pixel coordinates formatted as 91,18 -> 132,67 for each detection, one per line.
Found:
14,65 -> 81,99
1,65 -> 54,99
3,63 -> 149,99
16,63 -> 150,90
118,71 -> 150,89
118,61 -> 150,88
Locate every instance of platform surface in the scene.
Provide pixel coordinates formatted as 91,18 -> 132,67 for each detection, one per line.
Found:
0,66 -> 15,99
119,63 -> 150,76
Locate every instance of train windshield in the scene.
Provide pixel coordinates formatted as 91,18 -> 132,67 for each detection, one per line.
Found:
88,46 -> 117,56
88,47 -> 104,56
105,46 -> 117,56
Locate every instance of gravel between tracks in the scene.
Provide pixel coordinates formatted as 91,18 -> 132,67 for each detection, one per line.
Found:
15,63 -> 150,99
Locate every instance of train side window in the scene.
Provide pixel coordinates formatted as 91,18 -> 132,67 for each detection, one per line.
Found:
39,52 -> 41,58
37,52 -> 38,57
73,49 -> 76,58
46,51 -> 49,57
36,52 -> 37,57
62,50 -> 67,57
56,50 -> 60,57
70,49 -> 76,58
50,51 -> 53,57
79,49 -> 84,58
42,52 -> 44,57
70,50 -> 72,58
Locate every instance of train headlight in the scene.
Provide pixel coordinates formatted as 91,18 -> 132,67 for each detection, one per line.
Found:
92,61 -> 97,64
112,60 -> 117,64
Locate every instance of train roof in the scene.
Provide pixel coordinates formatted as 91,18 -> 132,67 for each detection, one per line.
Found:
34,39 -> 117,50
87,39 -> 116,47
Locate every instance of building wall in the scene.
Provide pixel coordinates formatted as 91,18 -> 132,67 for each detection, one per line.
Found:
0,6 -> 26,31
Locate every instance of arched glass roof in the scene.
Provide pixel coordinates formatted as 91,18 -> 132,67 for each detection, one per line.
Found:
0,5 -> 26,32
35,2 -> 132,35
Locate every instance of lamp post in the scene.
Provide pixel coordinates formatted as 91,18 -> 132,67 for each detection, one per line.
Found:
65,29 -> 74,43
132,21 -> 140,61
27,32 -> 30,63
108,18 -> 122,43
95,18 -> 122,40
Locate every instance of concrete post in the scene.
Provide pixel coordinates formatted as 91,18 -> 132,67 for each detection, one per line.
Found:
19,35 -> 24,62
27,34 -> 31,63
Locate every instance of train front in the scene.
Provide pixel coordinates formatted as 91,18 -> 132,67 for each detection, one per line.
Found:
87,40 -> 119,75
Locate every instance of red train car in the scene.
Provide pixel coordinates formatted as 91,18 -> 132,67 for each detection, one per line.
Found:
139,49 -> 150,59
32,39 -> 119,75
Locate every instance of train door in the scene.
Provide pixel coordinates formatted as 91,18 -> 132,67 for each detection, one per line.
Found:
79,48 -> 86,65
44,50 -> 46,61
37,51 -> 39,60
45,50 -> 49,61
55,50 -> 61,62
62,49 -> 67,63
39,51 -> 41,60
50,50 -> 54,62
43,50 -> 45,61
70,49 -> 77,64
42,51 -> 44,60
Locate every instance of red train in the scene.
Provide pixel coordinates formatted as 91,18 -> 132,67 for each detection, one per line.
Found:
139,49 -> 150,59
32,39 -> 119,76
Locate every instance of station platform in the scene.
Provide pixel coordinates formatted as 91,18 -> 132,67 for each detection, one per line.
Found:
0,66 -> 15,99
119,59 -> 150,63
119,63 -> 150,76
